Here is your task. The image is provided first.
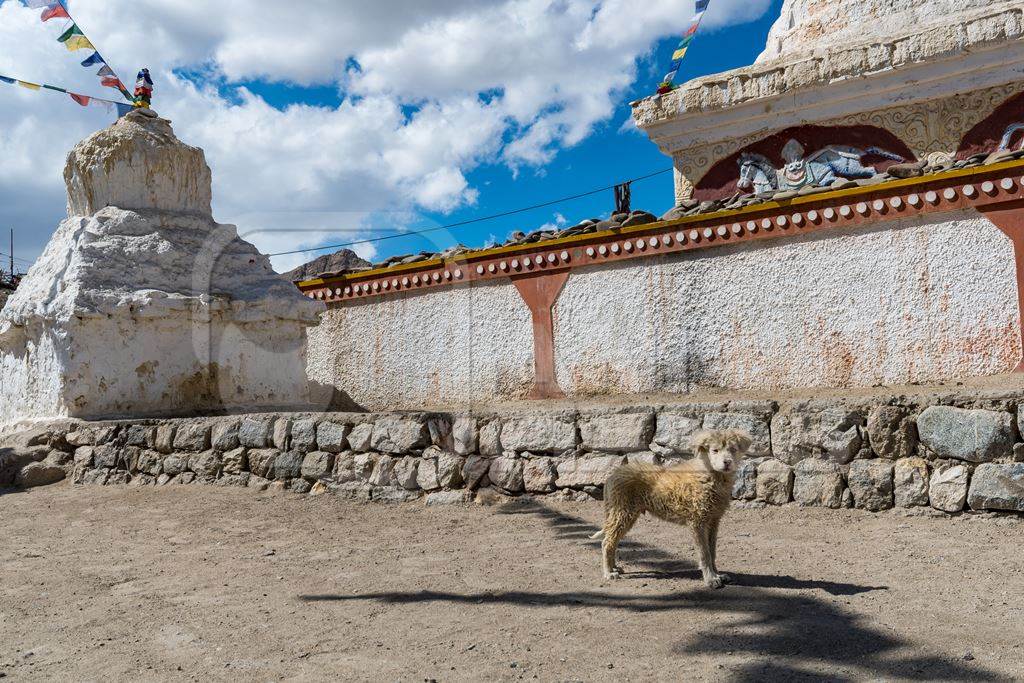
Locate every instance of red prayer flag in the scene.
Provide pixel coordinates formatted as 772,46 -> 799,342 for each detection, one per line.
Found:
101,77 -> 124,90
69,93 -> 91,106
41,4 -> 71,21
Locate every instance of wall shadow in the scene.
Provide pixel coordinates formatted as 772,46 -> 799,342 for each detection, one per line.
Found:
301,499 -> 999,681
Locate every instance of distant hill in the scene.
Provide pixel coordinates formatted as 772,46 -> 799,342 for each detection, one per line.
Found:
283,249 -> 372,282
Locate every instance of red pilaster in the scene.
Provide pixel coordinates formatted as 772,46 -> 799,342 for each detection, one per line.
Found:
980,200 -> 1024,372
512,270 -> 570,399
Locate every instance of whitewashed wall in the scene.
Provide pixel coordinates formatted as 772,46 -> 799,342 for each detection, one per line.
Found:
306,211 -> 1021,410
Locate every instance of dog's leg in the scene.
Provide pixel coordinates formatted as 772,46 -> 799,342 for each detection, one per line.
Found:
708,517 -> 731,585
601,512 -> 637,580
692,523 -> 725,589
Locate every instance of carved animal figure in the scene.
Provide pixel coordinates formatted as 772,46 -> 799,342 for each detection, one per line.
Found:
737,139 -> 904,193
999,123 -> 1024,152
590,429 -> 752,588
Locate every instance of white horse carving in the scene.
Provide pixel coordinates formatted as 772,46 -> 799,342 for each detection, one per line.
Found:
737,140 -> 904,194
999,123 -> 1024,152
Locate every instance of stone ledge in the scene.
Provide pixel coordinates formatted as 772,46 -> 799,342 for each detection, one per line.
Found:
7,387 -> 1024,515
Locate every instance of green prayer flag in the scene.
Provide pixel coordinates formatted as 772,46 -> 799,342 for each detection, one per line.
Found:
57,24 -> 83,43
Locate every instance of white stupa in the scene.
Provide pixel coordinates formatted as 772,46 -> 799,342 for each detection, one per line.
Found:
0,110 -> 324,427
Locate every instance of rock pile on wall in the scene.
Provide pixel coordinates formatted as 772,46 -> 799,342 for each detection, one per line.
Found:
6,391 -> 1024,515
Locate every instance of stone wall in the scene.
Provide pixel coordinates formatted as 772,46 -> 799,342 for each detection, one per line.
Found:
6,390 -> 1024,515
305,212 -> 1021,410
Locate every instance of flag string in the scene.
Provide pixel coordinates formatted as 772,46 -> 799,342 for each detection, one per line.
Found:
23,0 -> 134,103
0,72 -> 134,116
657,0 -> 712,94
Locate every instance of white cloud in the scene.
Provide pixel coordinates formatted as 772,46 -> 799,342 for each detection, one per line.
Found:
0,0 -> 773,272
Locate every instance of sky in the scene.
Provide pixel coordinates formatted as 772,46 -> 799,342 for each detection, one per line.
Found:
0,0 -> 783,274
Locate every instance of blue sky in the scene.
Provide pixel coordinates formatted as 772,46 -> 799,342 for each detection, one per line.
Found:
0,0 -> 783,272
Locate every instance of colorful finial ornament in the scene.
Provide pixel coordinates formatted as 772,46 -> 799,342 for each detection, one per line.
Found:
133,68 -> 153,109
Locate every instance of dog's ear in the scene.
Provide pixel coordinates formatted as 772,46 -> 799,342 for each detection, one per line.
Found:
726,429 -> 753,454
689,429 -> 714,454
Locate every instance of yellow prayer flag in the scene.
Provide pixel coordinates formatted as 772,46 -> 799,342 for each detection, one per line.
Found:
17,81 -> 41,91
672,47 -> 688,61
64,35 -> 95,52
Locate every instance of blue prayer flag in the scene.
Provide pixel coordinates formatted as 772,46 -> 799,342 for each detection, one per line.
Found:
115,103 -> 133,117
696,0 -> 710,11
0,75 -> 14,84
81,52 -> 105,67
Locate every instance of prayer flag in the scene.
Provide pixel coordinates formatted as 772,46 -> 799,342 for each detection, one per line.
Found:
657,0 -> 714,93
100,77 -> 124,90
41,3 -> 70,21
69,93 -> 91,106
42,84 -> 66,92
97,65 -> 115,77
115,103 -> 133,117
64,35 -> 95,52
57,24 -> 83,43
81,52 -> 105,67
17,81 -> 41,90
0,75 -> 14,84
696,0 -> 710,11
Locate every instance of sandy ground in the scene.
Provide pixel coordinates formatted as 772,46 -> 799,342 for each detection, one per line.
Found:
1,485 -> 1023,682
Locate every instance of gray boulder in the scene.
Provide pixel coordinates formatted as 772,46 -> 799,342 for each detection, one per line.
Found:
894,457 -> 930,507
392,457 -> 420,490
793,460 -> 845,508
847,460 -> 894,511
371,416 -> 429,454
154,425 -> 176,454
290,419 -> 319,454
247,449 -> 278,478
272,418 -> 292,450
452,416 -> 479,455
756,460 -> 793,505
462,456 -> 492,489
929,464 -> 970,513
488,457 -> 525,493
579,411 -> 654,453
652,413 -> 702,453
347,423 -> 374,452
369,455 -> 398,487
501,415 -> 577,453
478,420 -> 502,456
436,453 -> 465,489
222,447 -> 248,475
300,452 -> 335,480
15,462 -> 66,488
136,450 -> 163,476
416,458 -> 440,491
274,452 -> 303,480
771,408 -> 863,465
732,458 -> 761,500
189,450 -> 222,480
967,463 -> 1024,512
555,455 -> 624,488
316,421 -> 349,453
523,457 -> 558,493
239,417 -> 274,448
173,423 -> 210,452
210,420 -> 241,451
917,406 -> 1015,463
867,406 -> 917,459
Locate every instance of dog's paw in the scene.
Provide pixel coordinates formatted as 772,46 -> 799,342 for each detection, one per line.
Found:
603,568 -> 623,580
718,573 -> 732,585
704,575 -> 726,590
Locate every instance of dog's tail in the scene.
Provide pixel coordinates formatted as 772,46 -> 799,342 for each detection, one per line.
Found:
589,529 -> 605,540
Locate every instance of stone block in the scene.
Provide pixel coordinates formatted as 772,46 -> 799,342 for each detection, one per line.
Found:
239,417 -> 274,448
373,487 -> 421,504
478,420 -> 502,455
771,408 -> 863,465
291,479 -> 312,495
756,459 -> 793,505
416,458 -> 440,491
437,453 -> 465,489
273,451 -> 303,480
347,423 -> 374,452
627,452 -> 660,466
15,462 -> 66,488
917,406 -> 1015,463
352,453 -> 379,480
703,412 -> 771,457
968,463 -> 1024,512
300,452 -> 335,480
154,425 -> 176,454
272,418 -> 292,450
425,491 -> 473,506
427,416 -> 454,451
217,473 -> 250,488
523,457 -> 558,493
247,475 -> 270,492
136,450 -> 163,476
334,481 -> 372,501
847,460 -> 894,511
500,415 -> 577,453
222,447 -> 248,475
73,446 -> 94,467
93,445 -> 119,469
316,421 -> 349,453
173,423 -> 210,452
488,457 -> 525,493
162,453 -> 188,477
393,457 -> 420,490
124,425 -> 156,448
652,413 -> 702,453
452,416 -> 479,455
369,455 -> 398,487
732,458 -> 761,500
929,464 -> 970,513
555,455 -> 625,488
247,449 -> 279,479
579,411 -> 654,453
210,420 -> 241,452
462,456 -> 492,489
867,406 -> 917,459
793,459 -> 845,508
894,457 -> 930,507
371,416 -> 429,453
188,450 -> 222,480
290,419 -> 319,454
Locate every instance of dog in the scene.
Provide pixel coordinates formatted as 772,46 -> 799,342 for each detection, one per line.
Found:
591,429 -> 752,588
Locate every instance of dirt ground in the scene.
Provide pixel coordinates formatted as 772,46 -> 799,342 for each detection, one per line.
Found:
2,485 -> 1022,682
